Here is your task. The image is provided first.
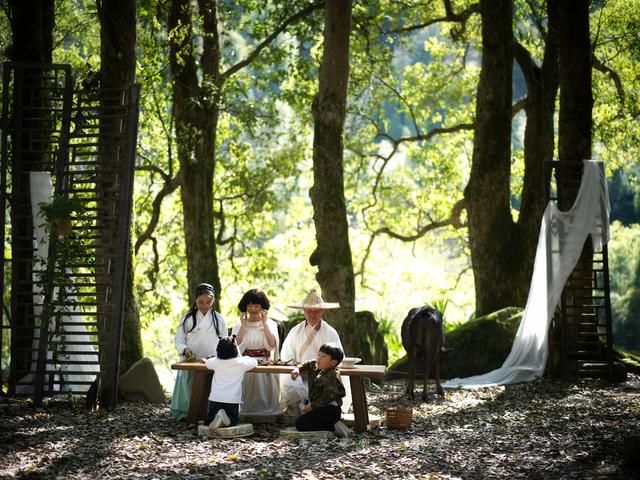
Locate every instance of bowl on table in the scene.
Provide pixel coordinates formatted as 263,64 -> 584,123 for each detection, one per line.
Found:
340,357 -> 361,368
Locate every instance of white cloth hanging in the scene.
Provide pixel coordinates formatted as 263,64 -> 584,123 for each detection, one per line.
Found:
444,160 -> 610,388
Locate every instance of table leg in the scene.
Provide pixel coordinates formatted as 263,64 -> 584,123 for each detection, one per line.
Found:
349,376 -> 369,433
187,370 -> 212,424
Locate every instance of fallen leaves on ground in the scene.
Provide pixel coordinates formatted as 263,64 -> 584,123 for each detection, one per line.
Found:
1,376 -> 639,479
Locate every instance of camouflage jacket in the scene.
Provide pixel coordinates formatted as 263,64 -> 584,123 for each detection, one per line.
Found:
298,360 -> 345,410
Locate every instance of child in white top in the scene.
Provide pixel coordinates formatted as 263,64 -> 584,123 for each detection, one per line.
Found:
204,335 -> 258,428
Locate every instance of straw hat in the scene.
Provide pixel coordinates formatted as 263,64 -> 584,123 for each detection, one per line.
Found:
287,289 -> 340,310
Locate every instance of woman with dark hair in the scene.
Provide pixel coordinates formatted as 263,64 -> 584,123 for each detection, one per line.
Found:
231,288 -> 281,417
170,283 -> 227,421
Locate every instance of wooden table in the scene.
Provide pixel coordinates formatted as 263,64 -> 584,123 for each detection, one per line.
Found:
171,362 -> 385,433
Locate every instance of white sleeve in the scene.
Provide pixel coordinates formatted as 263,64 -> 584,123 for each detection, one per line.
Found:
174,313 -> 189,356
242,357 -> 259,371
205,357 -> 217,371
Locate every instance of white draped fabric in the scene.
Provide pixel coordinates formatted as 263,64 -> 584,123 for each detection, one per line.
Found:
444,160 -> 610,388
17,172 -> 99,393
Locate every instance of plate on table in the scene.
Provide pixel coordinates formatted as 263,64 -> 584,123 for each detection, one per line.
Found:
340,357 -> 361,368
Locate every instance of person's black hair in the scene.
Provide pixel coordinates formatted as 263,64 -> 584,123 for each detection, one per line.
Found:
237,288 -> 270,312
182,283 -> 221,335
319,343 -> 344,365
216,335 -> 239,360
195,283 -> 215,297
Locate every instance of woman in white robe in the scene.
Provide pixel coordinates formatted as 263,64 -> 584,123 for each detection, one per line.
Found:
171,283 -> 227,421
232,289 -> 281,416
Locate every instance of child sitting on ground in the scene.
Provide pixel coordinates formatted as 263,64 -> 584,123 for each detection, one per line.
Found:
290,343 -> 349,437
204,335 -> 258,430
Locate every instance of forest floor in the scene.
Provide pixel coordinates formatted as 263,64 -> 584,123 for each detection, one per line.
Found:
1,376 -> 639,480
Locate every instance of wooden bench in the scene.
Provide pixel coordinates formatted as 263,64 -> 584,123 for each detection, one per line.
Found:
171,362 -> 385,433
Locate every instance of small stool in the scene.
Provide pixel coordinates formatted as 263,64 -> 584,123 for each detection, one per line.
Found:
280,427 -> 334,440
341,413 -> 381,429
198,423 -> 254,439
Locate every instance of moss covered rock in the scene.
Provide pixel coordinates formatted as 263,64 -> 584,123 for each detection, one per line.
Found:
354,310 -> 388,366
387,307 -> 523,379
613,348 -> 640,374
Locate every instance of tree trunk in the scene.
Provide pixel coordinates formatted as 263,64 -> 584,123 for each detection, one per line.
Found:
558,0 -> 592,168
464,0 -> 515,317
97,0 -> 142,404
7,0 -> 55,394
164,0 -> 320,308
8,0 -> 54,63
168,0 -> 222,308
513,0 -> 560,305
309,0 -> 357,355
554,0 -> 593,376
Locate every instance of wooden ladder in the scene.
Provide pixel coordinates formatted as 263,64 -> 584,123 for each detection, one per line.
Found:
545,161 -> 614,380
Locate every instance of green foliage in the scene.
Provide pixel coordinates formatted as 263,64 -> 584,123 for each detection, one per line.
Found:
609,167 -> 640,225
590,0 -> 640,170
377,315 -> 403,366
34,196 -> 93,367
3,0 -> 638,380
37,196 -> 85,227
608,221 -> 640,353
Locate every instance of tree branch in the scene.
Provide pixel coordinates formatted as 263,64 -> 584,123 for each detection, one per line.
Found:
221,1 -> 324,80
374,74 -> 422,137
357,199 -> 466,280
383,0 -> 479,36
134,171 -> 182,254
356,120 -> 475,225
512,97 -> 527,116
136,162 -> 172,183
390,123 -> 475,147
524,0 -> 547,40
592,54 -> 625,103
513,40 -> 539,86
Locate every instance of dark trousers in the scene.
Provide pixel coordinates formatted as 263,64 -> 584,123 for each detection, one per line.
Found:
295,404 -> 341,432
204,401 -> 239,426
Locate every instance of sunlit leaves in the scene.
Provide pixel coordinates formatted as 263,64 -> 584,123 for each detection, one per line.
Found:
590,0 -> 640,170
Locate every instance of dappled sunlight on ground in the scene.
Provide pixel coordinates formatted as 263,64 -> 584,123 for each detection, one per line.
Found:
1,377 -> 639,479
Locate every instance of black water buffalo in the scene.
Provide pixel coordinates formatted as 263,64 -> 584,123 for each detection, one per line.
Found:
401,306 -> 445,400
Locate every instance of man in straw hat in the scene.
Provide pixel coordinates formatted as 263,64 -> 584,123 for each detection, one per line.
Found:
280,289 -> 350,415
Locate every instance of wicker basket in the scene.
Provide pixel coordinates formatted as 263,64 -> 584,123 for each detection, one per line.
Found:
385,408 -> 412,429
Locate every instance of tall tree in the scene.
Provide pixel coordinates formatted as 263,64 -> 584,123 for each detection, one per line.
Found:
558,0 -> 592,167
166,0 -> 322,307
464,0 -> 514,316
511,0 -> 560,305
350,1 -> 557,314
96,0 -> 143,379
553,0 -> 593,374
309,0 -> 357,354
6,0 -> 53,62
168,0 -> 222,306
